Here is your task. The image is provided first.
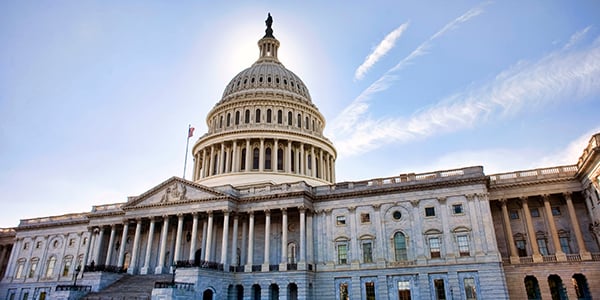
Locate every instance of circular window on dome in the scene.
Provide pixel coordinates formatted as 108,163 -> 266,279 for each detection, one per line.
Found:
392,211 -> 402,220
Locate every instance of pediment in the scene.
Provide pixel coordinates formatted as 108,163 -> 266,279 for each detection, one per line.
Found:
123,177 -> 226,209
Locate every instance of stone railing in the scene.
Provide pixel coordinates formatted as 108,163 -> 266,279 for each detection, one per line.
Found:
84,264 -> 126,273
566,254 -> 581,262
154,281 -> 195,291
91,203 -> 124,213
577,133 -> 600,169
19,213 -> 88,227
489,165 -> 578,186
55,285 -> 92,292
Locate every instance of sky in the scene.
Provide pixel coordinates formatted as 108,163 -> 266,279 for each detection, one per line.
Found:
1,1 -> 599,227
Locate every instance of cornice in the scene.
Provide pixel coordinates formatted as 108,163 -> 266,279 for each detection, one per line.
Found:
488,176 -> 579,190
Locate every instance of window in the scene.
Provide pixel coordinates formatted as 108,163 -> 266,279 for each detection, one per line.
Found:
365,281 -> 376,300
362,240 -> 373,263
548,275 -> 567,300
45,257 -> 56,278
219,116 -> 223,128
551,206 -> 561,216
23,242 -> 29,250
266,109 -> 272,123
288,111 -> 292,126
235,111 -> 240,125
240,149 -> 246,170
62,257 -> 72,277
463,278 -> 477,300
452,204 -> 464,214
305,116 -> 309,129
524,276 -> 541,300
572,273 -> 591,299
339,283 -> 349,300
255,109 -> 261,123
360,213 -> 370,223
252,148 -> 259,169
393,211 -> 402,220
265,148 -> 272,170
277,149 -> 283,170
425,207 -> 435,217
15,259 -> 25,279
509,210 -> 519,219
537,238 -> 548,256
530,208 -> 540,217
337,244 -> 348,264
297,114 -> 301,127
394,232 -> 408,261
69,238 -> 75,247
35,241 -> 41,249
28,258 -> 38,278
226,113 -> 231,127
244,110 -> 250,123
516,240 -> 527,257
336,216 -> 346,225
457,235 -> 470,257
53,240 -> 59,248
559,237 -> 571,254
82,237 -> 88,246
429,237 -> 441,258
277,110 -> 282,124
434,279 -> 447,300
398,281 -> 411,300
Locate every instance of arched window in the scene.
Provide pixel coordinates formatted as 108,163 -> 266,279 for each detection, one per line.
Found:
277,148 -> 283,170
255,109 -> 261,123
213,154 -> 218,175
222,152 -> 227,173
15,258 -> 26,279
219,116 -> 223,128
45,257 -> 56,278
548,275 -> 567,300
288,242 -> 297,263
252,148 -> 260,170
278,110 -> 283,124
245,110 -> 250,124
241,149 -> 246,170
288,112 -> 293,126
226,113 -> 231,127
305,116 -> 309,129
393,232 -> 408,261
291,149 -> 295,172
307,154 -> 312,170
297,114 -> 302,127
28,257 -> 39,278
572,274 -> 591,299
265,148 -> 272,170
62,256 -> 73,277
235,111 -> 240,125
252,284 -> 261,300
266,109 -> 272,123
524,276 -> 541,300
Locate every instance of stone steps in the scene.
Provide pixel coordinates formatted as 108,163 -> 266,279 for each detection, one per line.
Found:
83,274 -> 172,300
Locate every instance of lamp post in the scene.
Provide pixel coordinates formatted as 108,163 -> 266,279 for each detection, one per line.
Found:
73,265 -> 81,287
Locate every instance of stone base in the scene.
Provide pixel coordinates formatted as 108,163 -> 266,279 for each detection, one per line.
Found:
140,267 -> 151,275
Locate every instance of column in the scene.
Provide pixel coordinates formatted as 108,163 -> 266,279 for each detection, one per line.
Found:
189,213 -> 199,262
307,212 -> 313,264
201,218 -> 208,262
92,227 -> 104,267
521,197 -> 542,262
542,195 -> 565,261
241,218 -> 248,267
221,211 -> 230,266
310,146 -> 315,177
219,143 -> 225,174
280,208 -> 288,270
156,216 -> 170,273
225,145 -> 232,173
174,214 -> 184,263
204,212 -> 214,262
438,197 -> 454,258
141,217 -> 155,274
287,141 -> 292,173
564,193 -> 591,259
117,221 -> 129,269
300,144 -> 305,175
231,214 -> 239,266
201,149 -> 207,178
262,210 -> 271,271
128,219 -> 143,274
3,239 -> 20,280
208,146 -> 215,176
232,140 -> 238,172
245,139 -> 251,171
500,199 -> 519,263
466,195 -> 483,256
82,228 -> 94,267
331,156 -> 336,182
245,211 -> 255,272
0,246 -> 7,275
299,208 -> 306,268
259,138 -> 265,171
274,139 -> 279,171
319,150 -> 324,179
105,225 -> 117,266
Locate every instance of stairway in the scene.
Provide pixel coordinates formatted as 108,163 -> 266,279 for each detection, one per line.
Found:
82,274 -> 172,300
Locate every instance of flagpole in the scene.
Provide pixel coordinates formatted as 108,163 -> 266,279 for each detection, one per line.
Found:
183,124 -> 192,179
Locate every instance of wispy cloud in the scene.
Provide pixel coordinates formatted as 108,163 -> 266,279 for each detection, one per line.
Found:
333,2 -> 489,134
354,22 -> 410,81
331,28 -> 600,157
564,26 -> 592,49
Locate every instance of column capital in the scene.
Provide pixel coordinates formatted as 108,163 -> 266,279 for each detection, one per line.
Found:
437,197 -> 447,203
223,209 -> 231,215
135,218 -> 142,223
264,209 -> 271,216
519,196 -> 529,202
177,213 -> 184,219
121,219 -> 130,225
465,194 -> 476,201
563,192 -> 573,200
499,198 -> 508,205
281,207 -> 287,213
476,193 -> 489,201
410,199 -> 420,207
347,206 -> 355,212
207,210 -> 214,216
372,203 -> 381,210
192,212 -> 199,217
541,194 -> 550,201
324,208 -> 332,215
148,216 -> 156,222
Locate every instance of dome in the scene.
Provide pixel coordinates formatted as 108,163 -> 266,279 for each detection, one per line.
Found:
221,61 -> 312,102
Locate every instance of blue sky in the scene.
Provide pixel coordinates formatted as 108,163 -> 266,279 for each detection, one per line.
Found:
1,1 -> 599,227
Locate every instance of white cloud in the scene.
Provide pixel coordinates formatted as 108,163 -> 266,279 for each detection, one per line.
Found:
534,127 -> 600,168
354,22 -> 410,81
564,26 -> 592,50
331,29 -> 600,157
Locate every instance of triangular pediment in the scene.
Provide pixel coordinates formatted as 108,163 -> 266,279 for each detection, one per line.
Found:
123,177 -> 227,209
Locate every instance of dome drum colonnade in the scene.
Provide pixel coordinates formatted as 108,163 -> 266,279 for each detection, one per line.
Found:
191,22 -> 336,188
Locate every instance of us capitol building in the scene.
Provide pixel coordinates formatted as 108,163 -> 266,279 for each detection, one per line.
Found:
1,15 -> 600,300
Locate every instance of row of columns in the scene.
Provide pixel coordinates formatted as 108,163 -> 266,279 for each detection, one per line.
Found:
193,138 -> 335,183
499,193 -> 591,263
88,208 -> 309,275
0,245 -> 12,277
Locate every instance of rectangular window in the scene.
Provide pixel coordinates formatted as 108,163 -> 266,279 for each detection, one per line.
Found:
15,263 -> 24,279
35,241 -> 41,249
425,207 -> 436,217
429,237 -> 441,258
509,210 -> 519,219
22,292 -> 28,300
463,278 -> 478,300
362,241 -> 373,263
457,235 -> 470,256
434,279 -> 447,300
360,213 -> 371,223
398,281 -> 411,300
28,261 -> 37,278
559,237 -> 571,254
365,282 -> 376,300
23,243 -> 29,250
452,204 -> 464,214
516,240 -> 527,257
551,206 -> 561,216
337,244 -> 348,264
336,216 -> 346,225
537,238 -> 548,256
339,283 -> 349,300
530,208 -> 540,217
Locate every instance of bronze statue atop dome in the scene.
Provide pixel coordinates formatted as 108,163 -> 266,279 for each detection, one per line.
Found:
264,13 -> 274,38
